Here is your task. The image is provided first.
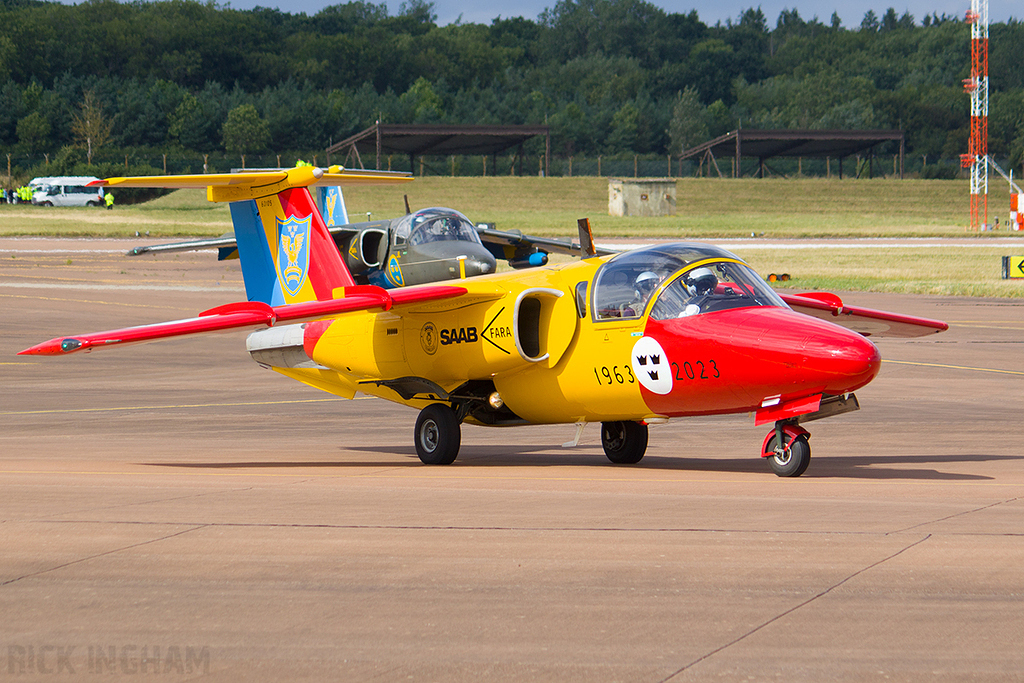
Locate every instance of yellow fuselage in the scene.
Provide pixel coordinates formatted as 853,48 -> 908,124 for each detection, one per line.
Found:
272,256 -> 654,424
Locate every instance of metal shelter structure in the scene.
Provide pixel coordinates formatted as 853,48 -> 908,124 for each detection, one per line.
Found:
326,123 -> 551,176
678,129 -> 905,179
961,0 -> 989,230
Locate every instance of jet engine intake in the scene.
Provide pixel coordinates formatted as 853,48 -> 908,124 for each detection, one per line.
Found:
337,227 -> 388,275
512,288 -> 576,365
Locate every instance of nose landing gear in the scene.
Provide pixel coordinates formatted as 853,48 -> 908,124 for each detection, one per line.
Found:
762,421 -> 811,477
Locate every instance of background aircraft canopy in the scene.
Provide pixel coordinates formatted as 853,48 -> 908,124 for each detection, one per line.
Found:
395,208 -> 483,247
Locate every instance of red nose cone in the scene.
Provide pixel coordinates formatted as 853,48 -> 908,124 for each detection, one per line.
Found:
800,323 -> 881,394
641,307 -> 886,418
743,307 -> 882,397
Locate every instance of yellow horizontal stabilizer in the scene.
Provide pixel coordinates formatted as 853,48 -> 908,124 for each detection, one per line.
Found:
91,166 -> 412,202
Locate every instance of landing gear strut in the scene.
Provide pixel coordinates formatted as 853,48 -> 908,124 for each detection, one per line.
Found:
762,422 -> 811,477
601,421 -> 649,464
414,403 -> 461,465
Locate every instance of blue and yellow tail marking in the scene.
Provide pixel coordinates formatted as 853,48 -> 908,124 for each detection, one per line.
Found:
231,191 -> 335,305
277,214 -> 311,296
318,186 -> 348,227
230,200 -> 281,305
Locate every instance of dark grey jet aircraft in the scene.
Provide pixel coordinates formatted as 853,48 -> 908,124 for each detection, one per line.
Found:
128,204 -> 614,289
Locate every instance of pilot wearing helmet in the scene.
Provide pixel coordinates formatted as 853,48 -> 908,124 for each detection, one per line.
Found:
634,271 -> 660,300
678,266 -> 719,317
684,267 -> 718,296
615,271 -> 662,317
629,271 -> 661,314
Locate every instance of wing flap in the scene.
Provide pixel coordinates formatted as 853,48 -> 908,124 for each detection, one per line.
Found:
20,285 -> 467,356
780,292 -> 948,338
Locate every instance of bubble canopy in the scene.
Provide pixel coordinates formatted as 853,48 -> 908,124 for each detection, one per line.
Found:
591,243 -> 787,321
393,208 -> 483,247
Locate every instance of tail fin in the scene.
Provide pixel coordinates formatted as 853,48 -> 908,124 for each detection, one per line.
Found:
90,166 -> 411,306
317,185 -> 349,227
231,186 -> 353,305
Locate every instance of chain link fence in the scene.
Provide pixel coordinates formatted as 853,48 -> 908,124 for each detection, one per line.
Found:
4,150 -> 983,185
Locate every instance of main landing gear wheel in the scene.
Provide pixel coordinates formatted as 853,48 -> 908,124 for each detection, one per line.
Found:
601,421 -> 649,464
414,403 -> 461,465
766,433 -> 811,477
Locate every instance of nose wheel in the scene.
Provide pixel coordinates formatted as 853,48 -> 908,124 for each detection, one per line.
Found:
414,403 -> 461,465
763,423 -> 811,477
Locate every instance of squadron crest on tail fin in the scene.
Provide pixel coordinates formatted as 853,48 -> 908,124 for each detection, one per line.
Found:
277,215 -> 310,296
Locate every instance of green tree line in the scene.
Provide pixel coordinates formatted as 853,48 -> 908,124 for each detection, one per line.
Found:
1,0 -> 1023,179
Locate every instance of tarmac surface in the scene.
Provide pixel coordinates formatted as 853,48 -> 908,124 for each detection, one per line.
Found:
2,239 -> 1023,681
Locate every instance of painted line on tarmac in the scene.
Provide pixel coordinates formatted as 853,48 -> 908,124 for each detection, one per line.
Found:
0,396 -> 371,416
948,323 -> 1024,331
1,291 -> 196,311
0,281 -> 244,293
0,248 -> 128,254
603,241 -> 1024,251
15,519 -> 1024,535
884,359 -> 1024,376
725,242 -> 1024,250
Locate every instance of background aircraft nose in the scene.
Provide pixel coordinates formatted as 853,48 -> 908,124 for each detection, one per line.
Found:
462,245 -> 496,276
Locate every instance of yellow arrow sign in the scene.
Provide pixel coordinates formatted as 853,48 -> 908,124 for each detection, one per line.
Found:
1003,256 -> 1024,279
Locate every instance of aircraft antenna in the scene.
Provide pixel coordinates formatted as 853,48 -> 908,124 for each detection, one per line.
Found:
961,0 -> 989,230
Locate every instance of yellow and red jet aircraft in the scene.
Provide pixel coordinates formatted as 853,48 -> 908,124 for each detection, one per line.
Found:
21,166 -> 948,476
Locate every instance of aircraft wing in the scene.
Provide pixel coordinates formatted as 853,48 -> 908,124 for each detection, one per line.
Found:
19,285 -> 465,356
127,224 -> 361,258
127,235 -> 238,257
477,226 -> 618,259
780,292 -> 948,338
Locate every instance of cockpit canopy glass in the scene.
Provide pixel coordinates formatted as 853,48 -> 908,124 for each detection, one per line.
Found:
591,243 -> 785,321
393,208 -> 483,247
650,261 -> 787,320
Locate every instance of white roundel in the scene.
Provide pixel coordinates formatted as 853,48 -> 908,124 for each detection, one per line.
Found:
631,336 -> 672,395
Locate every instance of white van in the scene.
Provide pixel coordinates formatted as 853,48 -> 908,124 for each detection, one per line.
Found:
30,176 -> 105,207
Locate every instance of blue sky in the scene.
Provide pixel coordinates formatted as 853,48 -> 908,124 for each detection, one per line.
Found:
216,0 -> 1016,28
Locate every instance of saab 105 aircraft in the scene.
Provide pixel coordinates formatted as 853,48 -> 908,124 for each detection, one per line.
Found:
127,179 -> 613,289
21,166 -> 948,477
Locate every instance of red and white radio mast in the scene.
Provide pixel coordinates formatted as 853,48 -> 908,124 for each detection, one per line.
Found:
962,0 -> 989,230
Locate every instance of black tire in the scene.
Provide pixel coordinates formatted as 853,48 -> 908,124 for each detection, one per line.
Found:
87,200 -> 101,207
414,403 -> 461,465
41,201 -> 53,207
601,421 -> 648,464
766,434 -> 811,477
